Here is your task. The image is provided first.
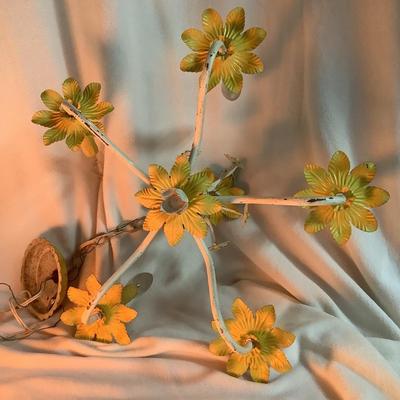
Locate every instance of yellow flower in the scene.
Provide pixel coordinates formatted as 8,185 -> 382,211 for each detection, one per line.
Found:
61,275 -> 137,345
180,7 -> 266,98
135,153 -> 221,246
209,298 -> 295,383
209,175 -> 245,225
295,151 -> 390,245
32,77 -> 114,157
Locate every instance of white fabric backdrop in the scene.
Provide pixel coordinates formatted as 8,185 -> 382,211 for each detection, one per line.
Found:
0,0 -> 399,399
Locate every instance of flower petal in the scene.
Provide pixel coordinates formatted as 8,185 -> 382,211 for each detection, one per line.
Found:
170,153 -> 191,187
60,307 -> 84,326
100,284 -> 122,306
265,349 -> 292,373
94,324 -> 113,343
148,164 -> 171,191
82,101 -> 114,120
80,134 -> 98,157
232,27 -> 266,51
328,151 -> 350,176
254,305 -> 275,330
362,186 -> 390,208
180,209 -> 207,238
249,355 -> 269,383
62,77 -> 81,104
304,206 -> 334,233
143,209 -> 168,231
207,57 -> 223,92
182,169 -> 215,199
347,204 -> 378,232
67,287 -> 90,306
181,28 -> 211,52
271,327 -> 296,348
180,52 -> 207,72
110,321 -> 131,345
222,71 -> 243,99
41,89 -> 63,111
75,322 -> 97,341
209,337 -> 230,356
225,7 -> 245,38
329,210 -> 351,244
65,130 -> 85,150
237,52 -> 264,74
190,195 -> 221,215
85,274 -> 101,296
42,128 -> 66,145
294,188 -> 318,198
135,187 -> 162,209
202,8 -> 224,37
32,110 -> 57,127
112,304 -> 137,323
232,298 -> 255,330
303,164 -> 331,193
226,352 -> 249,377
350,161 -> 376,185
164,215 -> 185,246
80,82 -> 101,109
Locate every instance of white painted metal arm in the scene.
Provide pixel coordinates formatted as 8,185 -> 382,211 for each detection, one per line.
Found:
61,100 -> 149,184
189,40 -> 226,166
194,237 -> 252,355
217,194 -> 346,207
81,230 -> 158,324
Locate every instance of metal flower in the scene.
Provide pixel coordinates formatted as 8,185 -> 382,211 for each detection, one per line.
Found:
135,153 -> 221,246
61,275 -> 137,345
295,151 -> 390,244
209,298 -> 295,383
32,77 -> 114,157
180,7 -> 266,98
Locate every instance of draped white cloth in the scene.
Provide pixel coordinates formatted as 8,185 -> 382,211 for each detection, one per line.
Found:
0,1 -> 399,399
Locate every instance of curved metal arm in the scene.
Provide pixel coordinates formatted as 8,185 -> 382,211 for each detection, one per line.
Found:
217,194 -> 346,207
61,100 -> 149,184
194,237 -> 252,355
81,230 -> 158,324
189,40 -> 226,166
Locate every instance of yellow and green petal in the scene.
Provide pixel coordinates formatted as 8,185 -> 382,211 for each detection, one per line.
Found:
85,274 -> 101,296
180,209 -> 207,238
110,321 -> 131,345
329,210 -> 351,244
112,304 -> 137,323
180,52 -> 207,72
42,128 -> 66,145
350,161 -> 376,186
181,28 -> 211,52
67,287 -> 91,306
182,169 -> 214,199
80,82 -> 101,109
271,327 -> 296,348
190,195 -> 221,215
328,150 -> 350,176
222,71 -> 243,99
164,215 -> 185,246
227,352 -> 249,377
209,337 -> 230,356
148,164 -> 171,191
32,110 -> 57,128
62,77 -> 81,105
202,8 -> 224,37
224,7 -> 245,39
82,101 -> 114,120
231,298 -> 255,332
265,348 -> 292,373
362,186 -> 390,208
135,187 -> 162,209
41,89 -> 63,111
304,206 -> 334,233
254,304 -> 275,331
143,209 -> 168,231
207,57 -> 223,92
249,355 -> 269,383
232,27 -> 266,52
237,52 -> 264,74
100,284 -> 122,306
170,153 -> 191,187
303,164 -> 330,192
347,204 -> 377,232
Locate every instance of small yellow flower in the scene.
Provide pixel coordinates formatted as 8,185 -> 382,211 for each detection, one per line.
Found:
209,175 -> 245,225
295,151 -> 390,245
61,275 -> 137,345
209,298 -> 295,383
180,7 -> 266,98
32,77 -> 114,157
135,153 -> 221,246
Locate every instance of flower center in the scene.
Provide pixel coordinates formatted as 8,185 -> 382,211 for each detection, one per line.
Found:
161,188 -> 189,214
335,187 -> 355,209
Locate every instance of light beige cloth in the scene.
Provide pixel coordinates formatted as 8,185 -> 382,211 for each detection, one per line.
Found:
0,1 -> 399,399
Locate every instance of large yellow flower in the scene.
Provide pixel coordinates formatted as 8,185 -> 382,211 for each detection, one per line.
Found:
135,153 -> 221,246
209,298 -> 295,383
295,151 -> 390,244
180,7 -> 266,98
61,275 -> 137,345
32,77 -> 114,157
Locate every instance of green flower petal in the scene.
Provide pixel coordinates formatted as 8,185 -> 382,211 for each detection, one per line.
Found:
232,298 -> 255,330
362,186 -> 390,208
182,169 -> 214,199
207,57 -> 223,92
180,52 -> 207,72
254,305 -> 275,330
43,128 -> 66,145
237,52 -> 264,74
135,187 -> 162,209
329,210 -> 351,244
232,27 -> 266,51
202,8 -> 224,37
271,327 -> 296,348
350,161 -> 376,185
62,77 -> 81,104
249,355 -> 269,383
328,150 -> 350,175
190,195 -> 221,215
148,164 -> 171,191
303,164 -> 331,193
222,71 -> 243,99
80,82 -> 101,109
170,153 -> 191,187
180,209 -> 207,238
65,131 -> 85,150
348,204 -> 377,232
265,349 -> 292,373
181,28 -> 211,52
304,206 -> 334,233
209,337 -> 230,356
82,101 -> 114,120
41,89 -> 63,111
294,188 -> 318,198
227,352 -> 249,377
32,110 -> 57,127
224,7 -> 245,39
